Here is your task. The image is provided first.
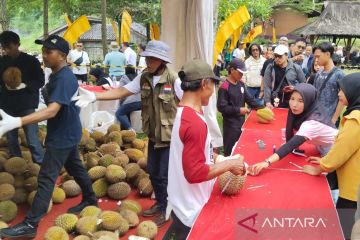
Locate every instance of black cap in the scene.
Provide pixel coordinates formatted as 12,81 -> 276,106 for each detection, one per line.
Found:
229,58 -> 248,73
35,35 -> 70,55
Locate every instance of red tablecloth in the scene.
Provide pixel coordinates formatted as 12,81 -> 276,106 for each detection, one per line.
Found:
187,108 -> 344,240
80,84 -> 107,93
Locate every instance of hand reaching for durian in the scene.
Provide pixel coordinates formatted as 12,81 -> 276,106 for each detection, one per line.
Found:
71,87 -> 97,108
0,109 -> 22,137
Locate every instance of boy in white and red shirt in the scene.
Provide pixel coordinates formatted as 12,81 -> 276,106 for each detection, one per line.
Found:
164,59 -> 245,240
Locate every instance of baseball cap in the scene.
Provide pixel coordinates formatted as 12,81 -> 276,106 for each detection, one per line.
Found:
229,58 -> 248,74
279,36 -> 289,42
274,44 -> 289,55
35,35 -> 70,55
178,59 -> 221,82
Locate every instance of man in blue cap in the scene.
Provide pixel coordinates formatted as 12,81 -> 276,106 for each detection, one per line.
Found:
0,35 -> 96,238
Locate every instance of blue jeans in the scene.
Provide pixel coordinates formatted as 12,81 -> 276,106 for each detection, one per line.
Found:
7,109 -> 44,164
247,87 -> 264,106
115,101 -> 141,130
147,141 -> 169,213
25,145 -> 95,226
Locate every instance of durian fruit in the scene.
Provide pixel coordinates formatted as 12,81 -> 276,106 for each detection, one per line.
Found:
85,152 -> 100,169
0,172 -> 15,185
52,187 -> 66,204
218,171 -> 246,195
106,131 -> 123,146
0,156 -> 7,171
99,143 -> 120,156
12,187 -> 28,204
122,143 -> 133,150
88,166 -> 107,181
121,130 -> 136,143
136,220 -> 158,239
125,163 -> 140,180
137,157 -> 148,170
105,165 -> 126,183
90,231 -> 119,240
119,209 -> 139,228
0,221 -> 8,229
82,128 -> 91,139
0,151 -> 8,159
24,163 -> 41,178
76,216 -> 99,235
18,128 -> 27,147
131,139 -> 145,150
55,213 -> 78,233
44,226 -> 69,240
352,219 -> 360,240
0,200 -> 18,222
256,108 -> 275,124
21,150 -> 32,162
0,183 -> 15,201
4,157 -> 27,175
92,178 -> 108,198
98,154 -> 114,167
99,211 -> 123,231
13,175 -> 25,188
117,217 -> 130,236
62,180 -> 82,197
107,182 -> 131,200
118,200 -> 142,215
24,176 -> 38,192
74,235 -> 91,240
124,148 -> 145,163
80,206 -> 102,218
133,170 -> 149,187
85,138 -> 97,152
61,172 -> 74,183
2,67 -> 22,89
113,153 -> 129,168
91,131 -> 105,145
138,178 -> 153,197
107,124 -> 121,134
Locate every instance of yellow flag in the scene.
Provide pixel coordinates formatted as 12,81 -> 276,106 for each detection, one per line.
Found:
272,21 -> 277,43
63,15 -> 91,46
112,20 -> 119,44
229,27 -> 243,52
150,24 -> 160,40
64,13 -> 72,27
213,6 -> 250,65
121,10 -> 132,43
243,25 -> 263,45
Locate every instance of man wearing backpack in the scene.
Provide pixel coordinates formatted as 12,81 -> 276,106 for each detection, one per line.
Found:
67,41 -> 90,83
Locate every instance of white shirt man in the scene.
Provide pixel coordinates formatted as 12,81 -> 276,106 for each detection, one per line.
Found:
67,43 -> 90,75
122,42 -> 137,66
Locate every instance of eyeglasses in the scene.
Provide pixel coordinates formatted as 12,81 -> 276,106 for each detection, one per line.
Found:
274,54 -> 283,59
77,45 -> 83,47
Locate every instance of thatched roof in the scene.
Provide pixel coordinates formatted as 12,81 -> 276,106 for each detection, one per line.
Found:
293,1 -> 360,37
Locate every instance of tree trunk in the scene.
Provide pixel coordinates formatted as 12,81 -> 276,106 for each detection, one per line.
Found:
44,0 -> 49,38
101,0 -> 107,57
0,0 -> 9,31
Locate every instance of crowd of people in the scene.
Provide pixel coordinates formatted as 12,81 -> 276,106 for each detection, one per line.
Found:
0,29 -> 359,240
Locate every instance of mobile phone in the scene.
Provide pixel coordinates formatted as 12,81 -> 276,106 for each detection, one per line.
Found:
292,149 -> 306,157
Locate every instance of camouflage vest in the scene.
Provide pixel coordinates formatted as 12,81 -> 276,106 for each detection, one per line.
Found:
140,67 -> 179,147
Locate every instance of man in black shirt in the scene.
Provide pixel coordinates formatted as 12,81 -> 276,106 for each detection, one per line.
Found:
0,31 -> 44,164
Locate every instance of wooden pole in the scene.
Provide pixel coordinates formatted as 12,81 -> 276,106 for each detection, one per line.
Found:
44,0 -> 49,39
101,0 -> 107,57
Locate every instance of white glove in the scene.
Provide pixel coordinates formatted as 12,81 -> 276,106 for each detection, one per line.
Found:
71,87 -> 96,108
0,109 -> 22,137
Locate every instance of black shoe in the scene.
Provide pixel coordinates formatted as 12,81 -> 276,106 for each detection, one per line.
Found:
142,203 -> 160,217
67,200 -> 98,214
153,212 -> 169,227
0,221 -> 37,238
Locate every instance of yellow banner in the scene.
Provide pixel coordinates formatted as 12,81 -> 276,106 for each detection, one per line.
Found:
213,6 -> 250,65
243,25 -> 263,45
63,15 -> 91,46
150,24 -> 160,40
272,24 -> 276,43
112,20 -> 119,44
64,13 -> 72,27
121,10 -> 132,43
229,27 -> 243,52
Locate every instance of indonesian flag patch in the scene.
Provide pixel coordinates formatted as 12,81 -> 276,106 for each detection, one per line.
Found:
163,84 -> 172,94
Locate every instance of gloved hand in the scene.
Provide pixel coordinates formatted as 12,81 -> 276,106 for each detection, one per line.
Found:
71,87 -> 96,108
0,109 -> 21,137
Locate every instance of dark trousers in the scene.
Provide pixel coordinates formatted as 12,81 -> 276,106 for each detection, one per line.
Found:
147,141 -> 169,213
163,211 -> 191,240
7,109 -> 44,164
223,126 -> 242,156
336,197 -> 357,240
25,146 -> 95,226
115,101 -> 141,130
74,74 -> 88,83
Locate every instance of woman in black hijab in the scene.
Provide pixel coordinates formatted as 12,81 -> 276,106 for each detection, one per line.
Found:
89,67 -> 112,86
303,73 -> 360,238
250,83 -> 338,175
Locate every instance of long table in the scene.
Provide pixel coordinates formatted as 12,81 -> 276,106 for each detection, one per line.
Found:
187,108 -> 344,240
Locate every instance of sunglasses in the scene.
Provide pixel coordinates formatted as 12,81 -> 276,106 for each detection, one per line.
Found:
274,54 -> 283,59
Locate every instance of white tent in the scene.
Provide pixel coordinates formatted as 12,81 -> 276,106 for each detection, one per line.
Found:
161,0 -> 223,147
